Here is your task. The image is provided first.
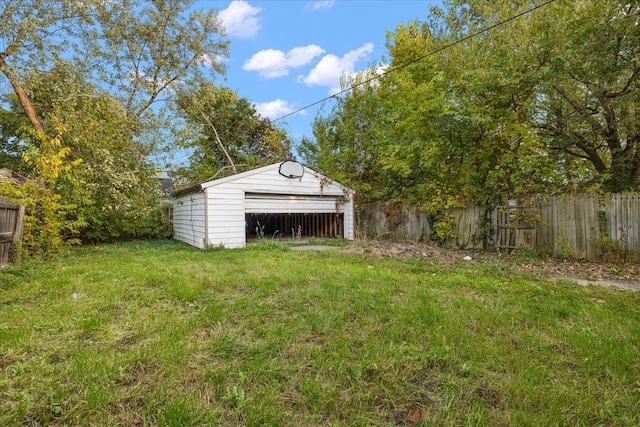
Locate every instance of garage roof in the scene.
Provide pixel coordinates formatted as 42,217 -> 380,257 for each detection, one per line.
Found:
173,162 -> 351,197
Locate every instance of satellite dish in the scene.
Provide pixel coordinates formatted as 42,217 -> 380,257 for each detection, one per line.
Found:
279,160 -> 304,179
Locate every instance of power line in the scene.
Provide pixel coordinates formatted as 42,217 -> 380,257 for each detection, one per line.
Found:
270,0 -> 558,123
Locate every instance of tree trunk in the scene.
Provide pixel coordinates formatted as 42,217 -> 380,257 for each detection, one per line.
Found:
198,108 -> 237,174
0,57 -> 44,131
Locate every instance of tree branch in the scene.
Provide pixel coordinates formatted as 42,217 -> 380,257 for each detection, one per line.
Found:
0,56 -> 44,132
198,108 -> 236,174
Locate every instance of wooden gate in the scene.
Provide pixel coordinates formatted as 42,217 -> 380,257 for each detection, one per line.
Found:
0,196 -> 25,267
495,204 -> 537,251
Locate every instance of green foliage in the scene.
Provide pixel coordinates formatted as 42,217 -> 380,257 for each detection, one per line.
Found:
1,64 -> 172,246
0,0 -> 230,255
299,69 -> 402,204
170,81 -> 292,185
594,236 -> 630,265
530,0 -> 640,193
301,1 -> 640,210
0,126 -> 81,257
0,0 -> 228,120
0,107 -> 31,174
431,212 -> 456,245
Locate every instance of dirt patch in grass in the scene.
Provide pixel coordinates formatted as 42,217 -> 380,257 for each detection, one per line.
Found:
340,240 -> 640,284
340,240 -> 452,262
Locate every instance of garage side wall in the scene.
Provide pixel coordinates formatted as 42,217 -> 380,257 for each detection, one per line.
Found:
173,192 -> 207,249
206,187 -> 246,248
344,195 -> 355,240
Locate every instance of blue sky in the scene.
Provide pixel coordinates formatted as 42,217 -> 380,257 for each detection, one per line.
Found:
194,0 -> 441,145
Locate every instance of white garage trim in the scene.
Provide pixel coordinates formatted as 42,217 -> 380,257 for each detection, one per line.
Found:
245,193 -> 343,214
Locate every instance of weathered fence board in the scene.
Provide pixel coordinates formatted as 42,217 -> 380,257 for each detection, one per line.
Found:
604,193 -> 640,258
357,204 -> 430,241
495,204 -> 537,250
537,195 -> 602,259
359,193 -> 640,261
450,206 -> 484,249
0,196 -> 24,267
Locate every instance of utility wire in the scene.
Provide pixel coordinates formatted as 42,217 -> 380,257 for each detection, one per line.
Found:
271,0 -> 558,123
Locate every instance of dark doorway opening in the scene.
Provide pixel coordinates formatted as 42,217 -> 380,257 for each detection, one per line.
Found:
246,213 -> 344,239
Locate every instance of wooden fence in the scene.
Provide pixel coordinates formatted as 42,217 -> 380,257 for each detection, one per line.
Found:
0,196 -> 25,267
358,194 -> 640,261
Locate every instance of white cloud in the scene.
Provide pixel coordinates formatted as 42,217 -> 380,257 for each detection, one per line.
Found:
243,49 -> 288,78
303,1 -> 336,12
300,43 -> 374,94
219,0 -> 262,39
254,99 -> 305,119
286,46 -> 325,67
243,45 -> 325,78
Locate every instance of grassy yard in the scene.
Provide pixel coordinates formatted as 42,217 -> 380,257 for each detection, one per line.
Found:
1,240 -> 639,426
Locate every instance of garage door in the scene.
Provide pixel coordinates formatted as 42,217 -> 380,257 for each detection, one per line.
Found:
244,193 -> 341,214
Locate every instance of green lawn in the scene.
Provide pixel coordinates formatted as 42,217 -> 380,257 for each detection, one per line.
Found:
1,240 -> 639,426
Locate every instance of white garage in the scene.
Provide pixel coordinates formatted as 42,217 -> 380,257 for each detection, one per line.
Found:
172,161 -> 355,249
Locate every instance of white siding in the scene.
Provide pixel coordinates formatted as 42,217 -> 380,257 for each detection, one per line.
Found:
206,188 -> 245,248
343,197 -> 355,240
173,192 -> 207,249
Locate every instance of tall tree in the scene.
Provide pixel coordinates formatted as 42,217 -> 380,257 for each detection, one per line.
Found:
415,1 -> 561,205
2,63 -> 170,243
171,81 -> 292,184
428,0 -> 640,193
299,70 -> 389,203
0,1 -> 227,251
0,105 -> 30,174
302,0 -> 640,212
303,15 -> 555,208
532,0 -> 640,192
0,0 -> 228,139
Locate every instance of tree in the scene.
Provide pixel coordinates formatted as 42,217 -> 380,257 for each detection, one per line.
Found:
1,0 -> 228,136
302,0 -> 640,213
303,16 -> 555,209
532,0 -> 640,192
411,1 -> 562,205
171,81 -> 292,184
299,70 -> 389,203
2,62 -> 170,244
431,0 -> 640,193
0,105 -> 30,174
0,0 -> 228,251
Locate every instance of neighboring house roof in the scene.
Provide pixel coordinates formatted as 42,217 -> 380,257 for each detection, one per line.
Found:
0,168 -> 30,185
152,177 -> 174,197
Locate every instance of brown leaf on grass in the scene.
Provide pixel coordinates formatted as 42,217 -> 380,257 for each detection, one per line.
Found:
132,414 -> 142,425
409,407 -> 421,422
